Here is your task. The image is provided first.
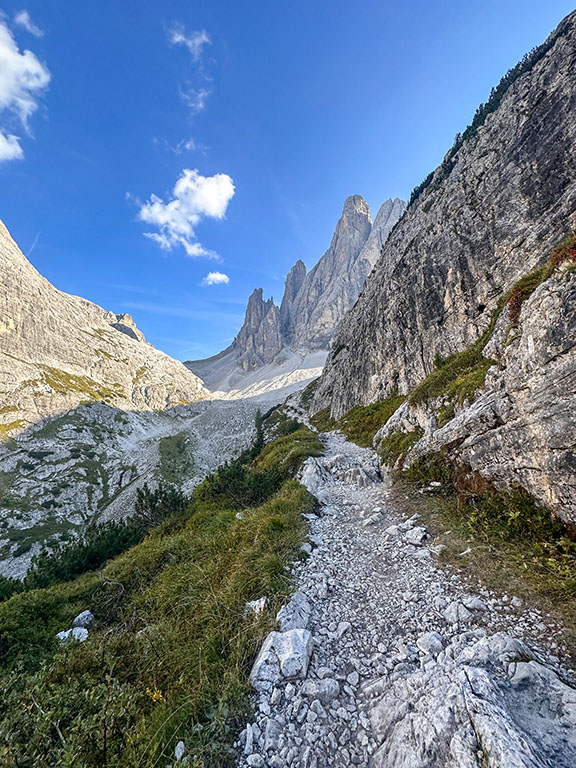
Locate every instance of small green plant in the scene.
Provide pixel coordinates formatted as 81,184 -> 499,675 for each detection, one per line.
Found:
310,407 -> 337,432
337,395 -> 405,447
378,428 -> 423,466
157,433 -> 193,484
506,232 -> 576,325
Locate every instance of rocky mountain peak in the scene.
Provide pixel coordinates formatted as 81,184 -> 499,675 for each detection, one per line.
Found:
342,194 -> 371,218
280,260 -> 307,337
187,194 -> 405,388
232,288 -> 282,371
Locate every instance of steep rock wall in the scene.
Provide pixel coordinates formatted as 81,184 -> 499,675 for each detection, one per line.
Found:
314,11 -> 576,419
0,220 -> 208,434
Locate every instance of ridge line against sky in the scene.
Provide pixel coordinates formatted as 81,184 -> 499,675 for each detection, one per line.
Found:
0,1 -> 573,360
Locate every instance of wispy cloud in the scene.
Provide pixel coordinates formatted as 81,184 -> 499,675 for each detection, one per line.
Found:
178,85 -> 211,114
202,271 -> 229,286
137,168 -> 235,259
0,17 -> 50,162
166,22 -> 213,115
167,25 -> 210,62
13,10 -> 43,37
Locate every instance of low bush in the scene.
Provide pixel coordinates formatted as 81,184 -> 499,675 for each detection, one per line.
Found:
378,428 -> 423,466
310,407 -> 337,432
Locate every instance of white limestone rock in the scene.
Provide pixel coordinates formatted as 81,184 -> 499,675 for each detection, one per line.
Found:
249,629 -> 314,692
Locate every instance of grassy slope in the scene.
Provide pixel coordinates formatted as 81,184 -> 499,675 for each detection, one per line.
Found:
0,420 -> 322,768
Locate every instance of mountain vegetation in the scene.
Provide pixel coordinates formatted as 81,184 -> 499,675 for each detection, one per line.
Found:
0,412 -> 322,767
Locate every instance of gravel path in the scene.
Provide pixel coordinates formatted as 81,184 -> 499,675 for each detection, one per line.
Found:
236,430 -> 576,768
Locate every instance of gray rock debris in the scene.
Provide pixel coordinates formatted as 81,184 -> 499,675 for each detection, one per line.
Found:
72,609 -> 94,628
276,591 -> 311,631
236,426 -> 571,768
57,627 -> 88,644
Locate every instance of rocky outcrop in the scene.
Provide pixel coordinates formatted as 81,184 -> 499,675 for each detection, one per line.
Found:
312,11 -> 576,522
0,220 -> 208,435
314,11 -> 576,419
232,289 -> 283,371
282,195 -> 373,350
279,260 -> 307,338
374,267 -> 576,523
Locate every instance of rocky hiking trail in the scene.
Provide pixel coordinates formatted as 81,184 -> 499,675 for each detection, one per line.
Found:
236,427 -> 576,768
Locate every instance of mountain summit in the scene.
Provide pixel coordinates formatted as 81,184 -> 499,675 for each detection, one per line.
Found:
187,196 -> 406,393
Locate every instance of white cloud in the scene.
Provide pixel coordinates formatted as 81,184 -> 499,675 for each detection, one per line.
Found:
202,271 -> 229,286
167,25 -> 210,62
138,168 -> 235,258
0,131 -> 23,161
0,18 -> 50,162
179,85 -> 211,114
13,11 -> 43,37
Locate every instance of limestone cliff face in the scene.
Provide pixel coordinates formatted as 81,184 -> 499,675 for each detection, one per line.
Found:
283,195 -> 373,350
188,196 -> 405,388
312,10 -> 576,522
0,220 -> 208,435
232,288 -> 283,371
315,11 -> 576,416
279,260 -> 307,338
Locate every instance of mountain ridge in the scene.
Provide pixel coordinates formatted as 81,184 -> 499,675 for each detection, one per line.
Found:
0,219 -> 208,436
187,195 -> 406,392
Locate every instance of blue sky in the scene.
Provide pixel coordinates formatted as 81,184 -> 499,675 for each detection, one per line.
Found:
0,1 -> 573,360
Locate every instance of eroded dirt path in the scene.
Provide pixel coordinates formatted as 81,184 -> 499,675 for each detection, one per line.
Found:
236,430 -> 576,768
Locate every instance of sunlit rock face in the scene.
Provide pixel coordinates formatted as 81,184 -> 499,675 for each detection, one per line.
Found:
312,10 -> 576,523
0,219 -> 208,434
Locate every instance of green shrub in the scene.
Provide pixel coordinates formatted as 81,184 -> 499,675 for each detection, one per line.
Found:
506,232 -> 576,325
310,407 -> 337,432
379,428 -> 423,466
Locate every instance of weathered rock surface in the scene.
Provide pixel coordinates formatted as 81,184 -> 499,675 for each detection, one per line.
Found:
231,288 -> 283,372
373,270 -> 576,523
250,628 -> 314,692
0,219 -> 208,436
314,11 -> 576,415
279,260 -> 307,339
313,11 -> 576,522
